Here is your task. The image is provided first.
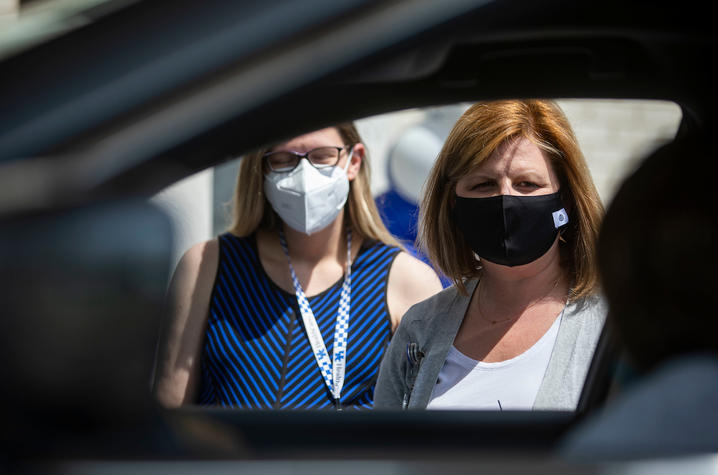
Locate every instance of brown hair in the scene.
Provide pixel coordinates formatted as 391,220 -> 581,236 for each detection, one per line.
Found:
228,123 -> 401,247
419,99 -> 604,299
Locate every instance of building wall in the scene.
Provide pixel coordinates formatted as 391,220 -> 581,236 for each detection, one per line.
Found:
150,170 -> 213,278
0,0 -> 18,19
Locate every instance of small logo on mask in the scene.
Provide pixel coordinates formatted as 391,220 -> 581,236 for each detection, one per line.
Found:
552,208 -> 569,229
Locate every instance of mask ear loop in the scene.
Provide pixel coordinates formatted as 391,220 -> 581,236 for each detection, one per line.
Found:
342,146 -> 355,173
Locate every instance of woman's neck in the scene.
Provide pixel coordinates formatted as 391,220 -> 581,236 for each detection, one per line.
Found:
281,212 -> 347,265
457,242 -> 569,363
478,241 -> 567,312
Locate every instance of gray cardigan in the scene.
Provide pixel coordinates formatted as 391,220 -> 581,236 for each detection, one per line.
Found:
374,280 -> 606,410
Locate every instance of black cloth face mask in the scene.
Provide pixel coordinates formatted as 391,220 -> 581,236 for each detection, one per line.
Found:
453,191 -> 569,267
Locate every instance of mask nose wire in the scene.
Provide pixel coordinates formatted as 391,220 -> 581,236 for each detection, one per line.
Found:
297,156 -> 312,169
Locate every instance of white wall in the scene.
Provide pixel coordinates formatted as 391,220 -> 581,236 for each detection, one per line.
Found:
355,107 -> 427,195
150,169 -> 213,277
0,0 -> 17,20
557,99 -> 681,205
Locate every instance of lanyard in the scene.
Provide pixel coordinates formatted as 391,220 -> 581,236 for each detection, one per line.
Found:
279,227 -> 352,406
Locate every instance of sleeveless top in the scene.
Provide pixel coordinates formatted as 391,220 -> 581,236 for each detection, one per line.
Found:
198,232 -> 401,409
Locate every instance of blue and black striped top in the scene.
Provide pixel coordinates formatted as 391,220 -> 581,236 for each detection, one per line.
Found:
198,232 -> 401,409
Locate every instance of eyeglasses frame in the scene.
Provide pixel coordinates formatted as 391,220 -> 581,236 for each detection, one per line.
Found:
263,145 -> 354,173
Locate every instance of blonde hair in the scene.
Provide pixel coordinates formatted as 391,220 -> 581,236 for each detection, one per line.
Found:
228,123 -> 401,247
419,99 -> 604,299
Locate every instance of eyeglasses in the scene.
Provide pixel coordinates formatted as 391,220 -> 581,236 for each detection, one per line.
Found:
263,146 -> 351,172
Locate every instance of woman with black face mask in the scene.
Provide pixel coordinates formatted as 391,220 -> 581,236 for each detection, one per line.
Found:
375,100 -> 606,410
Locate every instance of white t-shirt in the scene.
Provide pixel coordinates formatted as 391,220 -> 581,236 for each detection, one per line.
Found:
427,312 -> 563,410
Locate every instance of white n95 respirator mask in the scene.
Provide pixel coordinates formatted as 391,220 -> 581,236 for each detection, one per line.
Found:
263,152 -> 352,235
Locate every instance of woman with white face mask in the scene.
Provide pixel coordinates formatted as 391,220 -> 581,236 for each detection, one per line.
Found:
153,124 -> 442,409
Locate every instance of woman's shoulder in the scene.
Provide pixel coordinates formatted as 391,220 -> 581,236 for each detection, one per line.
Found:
180,238 -> 219,266
169,239 -> 220,301
391,282 -> 473,358
214,231 -> 260,257
401,281 -> 470,326
389,251 -> 442,288
359,238 -> 401,255
567,293 -> 607,317
217,231 -> 253,245
349,238 -> 399,269
563,292 -> 608,335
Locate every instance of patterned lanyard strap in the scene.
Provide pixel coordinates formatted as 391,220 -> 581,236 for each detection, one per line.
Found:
278,227 -> 352,406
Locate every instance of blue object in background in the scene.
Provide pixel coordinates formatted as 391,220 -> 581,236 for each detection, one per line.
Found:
375,188 -> 452,289
375,123 -> 452,288
376,188 -> 420,250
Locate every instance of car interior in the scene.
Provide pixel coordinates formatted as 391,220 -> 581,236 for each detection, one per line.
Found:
1,0 -> 716,471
